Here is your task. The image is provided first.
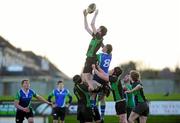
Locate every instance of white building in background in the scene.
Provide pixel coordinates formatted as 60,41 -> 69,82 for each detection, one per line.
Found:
0,36 -> 70,96
0,36 -> 51,72
1,47 -> 40,71
41,57 -> 49,71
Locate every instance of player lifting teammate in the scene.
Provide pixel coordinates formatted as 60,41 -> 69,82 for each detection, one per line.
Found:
92,66 -> 128,123
91,44 -> 113,123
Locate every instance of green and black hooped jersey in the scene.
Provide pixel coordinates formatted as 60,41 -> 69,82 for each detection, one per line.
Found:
132,81 -> 147,104
86,33 -> 103,57
109,75 -> 125,102
73,83 -> 91,107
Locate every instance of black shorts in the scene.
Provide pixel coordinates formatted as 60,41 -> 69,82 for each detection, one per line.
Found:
93,74 -> 107,85
115,100 -> 126,115
133,102 -> 149,116
16,108 -> 33,123
77,105 -> 93,122
83,57 -> 97,73
93,106 -> 101,121
52,107 -> 66,121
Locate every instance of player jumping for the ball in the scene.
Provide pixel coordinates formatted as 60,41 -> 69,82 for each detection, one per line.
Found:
82,6 -> 108,91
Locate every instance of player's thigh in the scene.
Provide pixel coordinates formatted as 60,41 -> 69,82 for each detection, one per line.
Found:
83,107 -> 93,122
52,107 -> 59,120
82,73 -> 92,81
16,110 -> 25,123
92,80 -> 102,90
59,108 -> 66,121
115,101 -> 126,115
119,113 -> 128,123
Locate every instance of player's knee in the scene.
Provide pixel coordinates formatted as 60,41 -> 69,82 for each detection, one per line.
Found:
16,119 -> 23,123
128,117 -> 133,123
28,118 -> 34,123
120,117 -> 127,123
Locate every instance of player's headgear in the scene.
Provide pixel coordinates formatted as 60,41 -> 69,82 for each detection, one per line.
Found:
112,67 -> 122,76
73,75 -> 82,84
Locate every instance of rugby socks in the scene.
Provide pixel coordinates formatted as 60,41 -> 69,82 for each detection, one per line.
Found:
100,104 -> 106,119
90,99 -> 96,109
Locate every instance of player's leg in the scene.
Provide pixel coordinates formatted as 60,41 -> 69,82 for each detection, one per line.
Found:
90,92 -> 97,112
128,111 -> 139,123
98,93 -> 106,121
119,113 -> 128,123
77,106 -> 84,123
139,102 -> 149,123
139,116 -> 147,123
83,107 -> 93,123
52,107 -> 59,123
82,57 -> 98,90
126,107 -> 132,120
115,100 -> 128,123
60,107 -> 66,123
27,108 -> 34,123
15,110 -> 24,123
27,117 -> 34,123
82,73 -> 94,90
93,106 -> 101,123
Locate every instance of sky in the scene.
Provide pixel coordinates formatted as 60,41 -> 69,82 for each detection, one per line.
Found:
0,0 -> 179,78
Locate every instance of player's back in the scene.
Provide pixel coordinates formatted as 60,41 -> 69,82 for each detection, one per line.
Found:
98,53 -> 112,74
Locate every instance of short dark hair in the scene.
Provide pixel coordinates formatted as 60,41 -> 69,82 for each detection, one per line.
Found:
21,80 -> 29,85
106,44 -> 112,54
113,67 -> 122,76
73,75 -> 82,84
100,26 -> 107,36
57,80 -> 63,85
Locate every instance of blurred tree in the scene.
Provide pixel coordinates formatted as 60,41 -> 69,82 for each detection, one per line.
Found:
174,66 -> 180,82
174,66 -> 180,92
119,61 -> 136,79
140,69 -> 160,79
159,67 -> 174,79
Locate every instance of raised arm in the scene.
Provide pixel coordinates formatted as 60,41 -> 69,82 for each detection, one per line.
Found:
91,9 -> 98,34
83,9 -> 93,35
